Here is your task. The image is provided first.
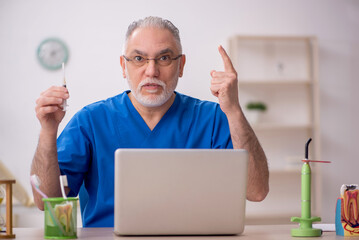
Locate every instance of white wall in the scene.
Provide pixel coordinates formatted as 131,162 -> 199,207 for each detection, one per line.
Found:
0,0 -> 358,225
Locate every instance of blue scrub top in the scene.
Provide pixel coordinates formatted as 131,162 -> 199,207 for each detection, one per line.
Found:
57,91 -> 233,227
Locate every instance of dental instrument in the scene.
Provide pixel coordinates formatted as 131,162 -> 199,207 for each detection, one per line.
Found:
59,175 -> 68,199
62,62 -> 68,111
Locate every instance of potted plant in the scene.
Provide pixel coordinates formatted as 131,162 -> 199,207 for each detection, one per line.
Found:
245,101 -> 267,124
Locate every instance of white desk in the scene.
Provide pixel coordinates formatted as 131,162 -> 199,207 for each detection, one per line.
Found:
9,225 -> 359,239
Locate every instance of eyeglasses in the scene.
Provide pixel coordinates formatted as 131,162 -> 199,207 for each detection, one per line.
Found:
123,54 -> 182,67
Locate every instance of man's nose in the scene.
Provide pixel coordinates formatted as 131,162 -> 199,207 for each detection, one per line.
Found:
145,59 -> 159,77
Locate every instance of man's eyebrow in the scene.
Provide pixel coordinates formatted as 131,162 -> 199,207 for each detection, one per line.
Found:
158,48 -> 174,55
130,49 -> 147,56
129,48 -> 175,56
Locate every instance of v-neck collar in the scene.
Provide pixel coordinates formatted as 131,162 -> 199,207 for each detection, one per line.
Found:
124,90 -> 179,134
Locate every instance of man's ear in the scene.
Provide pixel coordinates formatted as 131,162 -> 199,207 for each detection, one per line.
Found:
179,54 -> 186,78
120,56 -> 127,78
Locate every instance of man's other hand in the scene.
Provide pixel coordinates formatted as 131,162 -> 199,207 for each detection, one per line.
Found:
35,86 -> 69,133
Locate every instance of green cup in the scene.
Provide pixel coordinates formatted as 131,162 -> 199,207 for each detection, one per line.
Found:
42,197 -> 78,239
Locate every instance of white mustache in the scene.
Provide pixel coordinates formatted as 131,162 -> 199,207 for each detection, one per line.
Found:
138,78 -> 166,89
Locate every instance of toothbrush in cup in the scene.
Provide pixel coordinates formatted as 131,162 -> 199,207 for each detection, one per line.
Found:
30,175 -> 67,235
30,175 -> 48,199
59,175 -> 77,235
59,175 -> 68,199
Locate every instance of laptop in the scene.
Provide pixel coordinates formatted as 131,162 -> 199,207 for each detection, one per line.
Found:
114,149 -> 248,236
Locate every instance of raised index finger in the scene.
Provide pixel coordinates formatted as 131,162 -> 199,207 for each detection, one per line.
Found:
218,45 -> 235,73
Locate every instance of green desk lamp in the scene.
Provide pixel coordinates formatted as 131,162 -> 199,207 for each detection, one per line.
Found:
291,138 -> 331,237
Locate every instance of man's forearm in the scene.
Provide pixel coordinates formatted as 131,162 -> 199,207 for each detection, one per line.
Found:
31,130 -> 62,210
226,110 -> 269,202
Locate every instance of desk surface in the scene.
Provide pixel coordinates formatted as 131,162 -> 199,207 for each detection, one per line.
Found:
8,225 -> 359,240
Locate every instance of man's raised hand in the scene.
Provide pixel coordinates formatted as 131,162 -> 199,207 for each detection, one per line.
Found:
210,45 -> 240,115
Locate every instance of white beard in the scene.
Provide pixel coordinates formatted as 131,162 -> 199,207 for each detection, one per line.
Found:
127,75 -> 178,108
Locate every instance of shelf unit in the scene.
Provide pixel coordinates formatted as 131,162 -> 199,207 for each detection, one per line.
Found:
229,36 -> 321,224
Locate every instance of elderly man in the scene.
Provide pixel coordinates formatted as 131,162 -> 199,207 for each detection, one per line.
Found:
31,16 -> 269,227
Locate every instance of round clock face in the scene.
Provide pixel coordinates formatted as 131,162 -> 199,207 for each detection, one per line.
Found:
37,38 -> 69,70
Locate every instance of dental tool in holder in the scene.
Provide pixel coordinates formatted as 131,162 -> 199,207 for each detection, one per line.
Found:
291,138 -> 331,237
59,175 -> 68,199
62,62 -> 68,111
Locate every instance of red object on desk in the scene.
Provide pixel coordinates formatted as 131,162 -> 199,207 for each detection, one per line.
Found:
302,160 -> 331,163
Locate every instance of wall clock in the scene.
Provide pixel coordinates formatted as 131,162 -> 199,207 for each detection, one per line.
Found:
37,38 -> 69,70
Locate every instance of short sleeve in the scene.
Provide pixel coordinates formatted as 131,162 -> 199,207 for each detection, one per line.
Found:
57,109 -> 93,197
211,105 -> 233,149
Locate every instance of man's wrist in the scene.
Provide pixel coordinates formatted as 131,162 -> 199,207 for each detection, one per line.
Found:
39,128 -> 58,140
225,106 -> 244,122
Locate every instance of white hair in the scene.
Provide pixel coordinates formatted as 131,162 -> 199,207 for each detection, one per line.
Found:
122,16 -> 182,54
